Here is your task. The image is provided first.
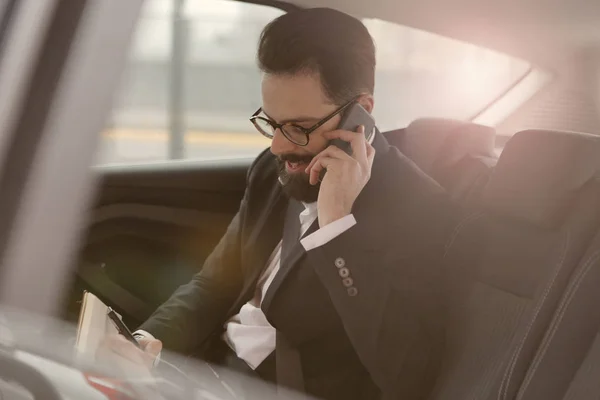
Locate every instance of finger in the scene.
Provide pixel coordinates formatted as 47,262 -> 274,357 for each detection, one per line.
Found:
309,156 -> 341,185
97,336 -> 137,365
307,153 -> 326,185
108,336 -> 140,357
353,125 -> 369,166
322,127 -> 364,143
97,337 -> 157,376
127,338 -> 161,366
137,336 -> 152,345
101,334 -> 129,350
366,142 -> 376,169
102,335 -> 153,365
137,336 -> 156,349
128,336 -> 162,365
144,340 -> 162,359
322,125 -> 369,163
305,145 -> 352,173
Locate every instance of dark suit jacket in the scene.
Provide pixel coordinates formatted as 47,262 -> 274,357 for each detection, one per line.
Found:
139,132 -> 456,400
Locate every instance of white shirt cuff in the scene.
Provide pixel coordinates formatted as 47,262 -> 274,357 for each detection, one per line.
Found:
301,214 -> 356,252
133,330 -> 161,367
133,329 -> 155,340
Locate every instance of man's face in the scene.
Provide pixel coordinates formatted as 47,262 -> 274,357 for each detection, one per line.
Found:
261,72 -> 342,203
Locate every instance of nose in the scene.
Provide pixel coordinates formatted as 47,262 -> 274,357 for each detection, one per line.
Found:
270,128 -> 297,156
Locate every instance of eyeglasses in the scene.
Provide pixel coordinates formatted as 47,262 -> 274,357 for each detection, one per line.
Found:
249,96 -> 359,146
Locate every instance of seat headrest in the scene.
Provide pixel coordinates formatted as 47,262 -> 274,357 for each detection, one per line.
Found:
401,118 -> 496,176
482,129 -> 600,227
382,128 -> 405,150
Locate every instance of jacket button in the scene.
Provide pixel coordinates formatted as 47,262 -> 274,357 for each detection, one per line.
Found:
342,277 -> 354,288
338,267 -> 350,278
335,257 -> 346,268
347,287 -> 358,297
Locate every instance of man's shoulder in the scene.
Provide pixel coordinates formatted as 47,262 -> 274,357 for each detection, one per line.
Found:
371,143 -> 458,223
368,143 -> 459,247
373,143 -> 446,199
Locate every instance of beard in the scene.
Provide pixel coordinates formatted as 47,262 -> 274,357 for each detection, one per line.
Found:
276,154 -> 320,203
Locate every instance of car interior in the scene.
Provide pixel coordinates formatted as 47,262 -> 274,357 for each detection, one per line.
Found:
33,0 -> 600,398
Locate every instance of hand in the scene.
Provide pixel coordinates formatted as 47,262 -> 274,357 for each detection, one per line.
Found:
97,334 -> 162,374
305,126 -> 375,227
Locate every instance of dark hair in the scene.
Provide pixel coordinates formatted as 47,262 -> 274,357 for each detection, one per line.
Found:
257,8 -> 376,105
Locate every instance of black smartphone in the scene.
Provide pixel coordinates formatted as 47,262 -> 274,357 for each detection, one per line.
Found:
107,307 -> 142,349
331,102 -> 376,155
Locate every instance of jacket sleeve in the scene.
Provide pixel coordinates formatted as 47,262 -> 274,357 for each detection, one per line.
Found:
304,188 -> 454,398
137,158 -> 260,353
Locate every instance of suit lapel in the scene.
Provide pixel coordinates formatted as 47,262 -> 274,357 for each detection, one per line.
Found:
236,183 -> 287,308
280,199 -> 304,262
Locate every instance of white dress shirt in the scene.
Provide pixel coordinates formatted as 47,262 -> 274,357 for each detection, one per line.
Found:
223,202 -> 356,369
135,203 -> 356,369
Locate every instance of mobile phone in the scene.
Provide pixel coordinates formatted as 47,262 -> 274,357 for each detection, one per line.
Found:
331,103 -> 376,155
107,307 -> 142,349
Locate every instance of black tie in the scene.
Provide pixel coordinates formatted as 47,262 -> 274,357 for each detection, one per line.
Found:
276,199 -> 306,394
280,199 -> 304,263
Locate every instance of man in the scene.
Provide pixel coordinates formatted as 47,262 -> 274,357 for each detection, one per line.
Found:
107,8 -> 455,400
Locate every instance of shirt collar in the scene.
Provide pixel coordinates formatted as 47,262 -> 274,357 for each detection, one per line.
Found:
299,201 -> 318,226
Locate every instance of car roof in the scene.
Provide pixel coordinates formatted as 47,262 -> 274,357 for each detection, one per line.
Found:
279,0 -> 600,68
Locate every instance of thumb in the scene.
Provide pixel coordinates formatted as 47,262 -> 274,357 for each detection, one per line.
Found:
141,339 -> 162,357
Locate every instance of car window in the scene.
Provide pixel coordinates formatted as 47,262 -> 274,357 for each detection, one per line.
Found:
364,18 -> 530,129
98,0 -> 281,165
98,0 -> 529,165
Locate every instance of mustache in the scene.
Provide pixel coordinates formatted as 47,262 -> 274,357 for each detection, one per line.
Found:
277,154 -> 314,164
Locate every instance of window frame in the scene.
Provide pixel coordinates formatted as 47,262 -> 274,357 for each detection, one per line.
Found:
0,0 -> 144,317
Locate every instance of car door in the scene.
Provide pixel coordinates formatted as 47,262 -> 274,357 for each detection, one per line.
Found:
69,159 -> 252,327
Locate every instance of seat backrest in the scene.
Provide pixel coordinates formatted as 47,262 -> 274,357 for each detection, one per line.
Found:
384,118 -> 497,203
514,228 -> 600,400
431,129 -> 600,400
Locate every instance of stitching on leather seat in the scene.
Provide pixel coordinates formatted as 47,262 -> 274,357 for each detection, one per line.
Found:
500,230 -> 571,400
443,211 -> 484,258
517,250 -> 600,398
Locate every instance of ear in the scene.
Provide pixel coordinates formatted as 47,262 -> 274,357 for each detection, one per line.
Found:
358,95 -> 375,114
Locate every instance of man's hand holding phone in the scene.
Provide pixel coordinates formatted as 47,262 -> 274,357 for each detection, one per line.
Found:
305,125 -> 375,228
97,334 -> 162,375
